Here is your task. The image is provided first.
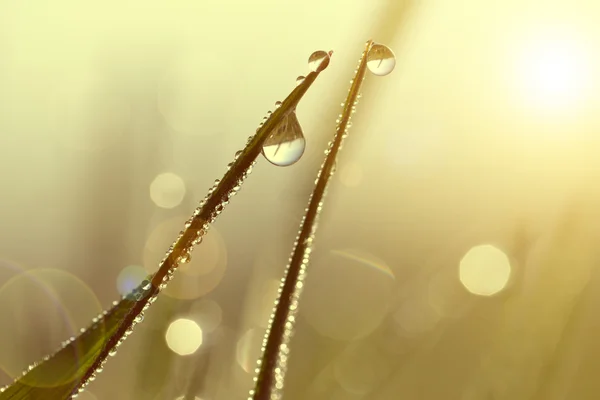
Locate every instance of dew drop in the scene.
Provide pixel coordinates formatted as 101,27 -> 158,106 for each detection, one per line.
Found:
262,111 -> 306,167
134,313 -> 145,323
141,280 -> 152,291
366,43 -> 396,76
295,75 -> 305,86
307,50 -> 331,73
179,252 -> 191,264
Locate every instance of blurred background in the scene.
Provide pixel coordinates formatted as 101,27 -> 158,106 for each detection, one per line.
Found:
2,0 -> 600,399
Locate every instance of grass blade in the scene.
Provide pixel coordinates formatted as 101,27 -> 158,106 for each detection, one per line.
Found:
0,49 -> 332,400
251,39 -> 395,400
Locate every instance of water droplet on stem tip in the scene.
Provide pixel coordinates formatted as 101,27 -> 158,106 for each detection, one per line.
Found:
366,43 -> 396,76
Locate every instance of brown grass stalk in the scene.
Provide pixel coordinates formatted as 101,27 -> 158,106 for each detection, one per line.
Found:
251,39 -> 381,400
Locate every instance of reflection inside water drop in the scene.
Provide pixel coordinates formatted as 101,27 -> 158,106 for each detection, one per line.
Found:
308,50 -> 332,73
262,111 -> 306,166
366,43 -> 396,76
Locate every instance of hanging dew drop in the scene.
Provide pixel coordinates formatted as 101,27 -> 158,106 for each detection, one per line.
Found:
307,50 -> 332,73
366,43 -> 396,76
295,75 -> 305,86
262,111 -> 306,167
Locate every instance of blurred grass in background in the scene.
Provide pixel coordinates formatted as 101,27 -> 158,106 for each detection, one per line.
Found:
2,0 -> 600,399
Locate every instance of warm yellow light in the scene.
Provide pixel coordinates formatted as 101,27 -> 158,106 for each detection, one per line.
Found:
459,245 -> 511,296
517,31 -> 589,110
149,172 -> 186,209
165,318 -> 203,355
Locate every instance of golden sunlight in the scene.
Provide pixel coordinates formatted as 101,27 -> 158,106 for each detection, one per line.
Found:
459,245 -> 511,296
516,29 -> 590,110
165,318 -> 203,356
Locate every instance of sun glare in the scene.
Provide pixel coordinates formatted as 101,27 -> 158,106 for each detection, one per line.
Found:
516,30 -> 590,110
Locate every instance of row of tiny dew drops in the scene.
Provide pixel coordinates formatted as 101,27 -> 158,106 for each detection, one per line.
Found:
68,50 -> 338,398
0,44 -> 393,398
0,48 -> 328,398
67,49 -> 338,399
248,42 -> 396,400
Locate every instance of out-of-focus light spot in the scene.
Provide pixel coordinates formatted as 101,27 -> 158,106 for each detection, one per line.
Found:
516,31 -> 590,110
393,293 -> 440,337
236,328 -> 264,374
190,299 -> 223,333
459,245 -> 511,296
149,172 -> 186,209
302,249 -> 394,341
165,318 -> 203,356
144,217 -> 227,299
116,265 -> 147,296
338,162 -> 363,187
0,269 -> 102,387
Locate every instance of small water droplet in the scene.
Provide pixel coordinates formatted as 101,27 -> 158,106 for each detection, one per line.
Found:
179,252 -> 191,264
308,50 -> 331,73
366,43 -> 396,76
274,101 -> 282,108
295,75 -> 305,86
262,111 -> 306,167
141,280 -> 152,291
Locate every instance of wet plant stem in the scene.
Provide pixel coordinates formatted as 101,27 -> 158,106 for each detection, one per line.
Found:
252,40 -> 374,400
67,62 -> 331,399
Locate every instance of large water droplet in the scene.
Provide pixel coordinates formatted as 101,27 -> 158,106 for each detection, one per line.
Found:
262,111 -> 306,167
308,50 -> 332,73
366,43 -> 396,76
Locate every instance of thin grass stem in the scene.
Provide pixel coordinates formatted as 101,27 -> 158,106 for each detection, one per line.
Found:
0,49 -> 332,400
251,40 -> 375,400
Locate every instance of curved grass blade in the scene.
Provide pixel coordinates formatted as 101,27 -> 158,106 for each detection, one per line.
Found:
0,49 -> 332,400
251,40 -> 395,400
